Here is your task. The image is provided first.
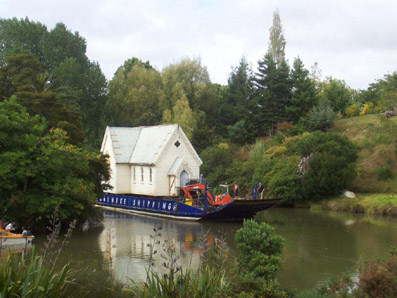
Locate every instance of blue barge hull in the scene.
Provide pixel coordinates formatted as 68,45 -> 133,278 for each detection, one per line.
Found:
96,193 -> 279,221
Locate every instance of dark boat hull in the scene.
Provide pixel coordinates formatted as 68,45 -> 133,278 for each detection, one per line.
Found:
96,194 -> 278,221
201,199 -> 280,220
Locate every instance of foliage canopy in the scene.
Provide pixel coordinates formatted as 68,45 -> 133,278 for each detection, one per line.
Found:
0,99 -> 110,230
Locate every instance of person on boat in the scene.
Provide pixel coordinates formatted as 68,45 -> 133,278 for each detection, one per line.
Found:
5,222 -> 15,231
22,227 -> 28,236
234,183 -> 239,199
253,184 -> 257,200
258,182 -> 265,200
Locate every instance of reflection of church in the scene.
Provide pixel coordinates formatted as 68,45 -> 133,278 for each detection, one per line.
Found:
101,124 -> 202,197
98,212 -> 205,282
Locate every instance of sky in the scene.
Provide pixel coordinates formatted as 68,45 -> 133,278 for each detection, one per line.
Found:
1,0 -> 397,89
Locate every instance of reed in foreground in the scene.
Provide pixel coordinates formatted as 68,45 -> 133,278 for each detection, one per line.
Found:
0,252 -> 73,298
128,265 -> 227,298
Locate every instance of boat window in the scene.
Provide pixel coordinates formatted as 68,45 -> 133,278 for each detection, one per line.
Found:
141,167 -> 144,182
133,167 -> 136,182
0,232 -> 8,236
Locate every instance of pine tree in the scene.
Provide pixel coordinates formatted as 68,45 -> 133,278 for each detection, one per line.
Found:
254,54 -> 291,134
253,10 -> 292,135
219,57 -> 255,142
287,57 -> 318,122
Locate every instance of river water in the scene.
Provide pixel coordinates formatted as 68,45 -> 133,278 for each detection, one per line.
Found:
37,208 -> 397,292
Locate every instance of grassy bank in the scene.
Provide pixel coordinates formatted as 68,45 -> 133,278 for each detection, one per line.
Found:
310,193 -> 397,216
331,114 -> 397,193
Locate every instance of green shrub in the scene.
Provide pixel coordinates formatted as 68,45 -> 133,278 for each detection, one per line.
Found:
301,98 -> 336,131
129,266 -> 228,298
355,255 -> 397,297
266,157 -> 303,204
226,272 -> 290,298
345,103 -> 360,117
247,143 -> 276,190
265,146 -> 287,158
200,144 -> 234,188
360,102 -> 375,116
271,133 -> 285,144
298,273 -> 355,298
378,167 -> 393,181
234,219 -> 284,281
228,120 -> 249,145
0,253 -> 72,297
292,131 -> 358,200
276,122 -> 294,135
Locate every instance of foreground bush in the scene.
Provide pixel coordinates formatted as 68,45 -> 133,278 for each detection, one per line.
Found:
235,219 -> 284,281
356,253 -> 397,297
129,266 -> 227,298
0,253 -> 72,297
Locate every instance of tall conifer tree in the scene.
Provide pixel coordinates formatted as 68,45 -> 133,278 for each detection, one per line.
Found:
254,10 -> 291,135
288,57 -> 318,122
219,57 -> 255,142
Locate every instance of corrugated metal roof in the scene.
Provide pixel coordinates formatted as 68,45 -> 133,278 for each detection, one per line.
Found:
108,127 -> 142,163
130,124 -> 177,164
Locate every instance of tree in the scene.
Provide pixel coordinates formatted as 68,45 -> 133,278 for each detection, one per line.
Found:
287,57 -> 318,122
162,58 -> 212,111
162,83 -> 196,139
375,72 -> 397,112
200,143 -> 233,188
0,99 -> 110,230
268,10 -> 286,68
235,219 -> 284,280
254,53 -> 291,134
302,97 -> 336,131
319,78 -> 352,115
220,57 -> 255,143
191,110 -> 215,153
107,57 -> 164,127
0,53 -> 43,96
161,58 -> 221,150
0,18 -> 108,148
0,54 -> 84,145
265,157 -> 303,204
254,10 -> 292,135
292,131 -> 358,199
0,17 -> 47,66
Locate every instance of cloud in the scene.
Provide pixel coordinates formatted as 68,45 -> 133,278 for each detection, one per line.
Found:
2,0 -> 397,89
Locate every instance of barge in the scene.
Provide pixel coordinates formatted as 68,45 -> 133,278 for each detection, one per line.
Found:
96,182 -> 279,221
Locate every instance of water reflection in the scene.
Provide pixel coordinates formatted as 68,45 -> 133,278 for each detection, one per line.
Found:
257,208 -> 397,291
35,208 -> 397,292
98,211 -> 213,282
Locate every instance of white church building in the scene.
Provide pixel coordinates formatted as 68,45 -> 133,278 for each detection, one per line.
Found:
100,124 -> 202,197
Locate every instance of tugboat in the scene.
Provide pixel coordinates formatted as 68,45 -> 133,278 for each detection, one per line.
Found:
96,179 -> 279,221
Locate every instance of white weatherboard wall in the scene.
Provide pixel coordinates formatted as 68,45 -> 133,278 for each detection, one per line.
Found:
116,164 -> 131,194
101,124 -> 202,196
131,165 -> 155,196
155,129 -> 200,196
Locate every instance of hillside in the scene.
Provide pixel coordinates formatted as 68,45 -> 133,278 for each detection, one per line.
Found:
330,114 -> 397,193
